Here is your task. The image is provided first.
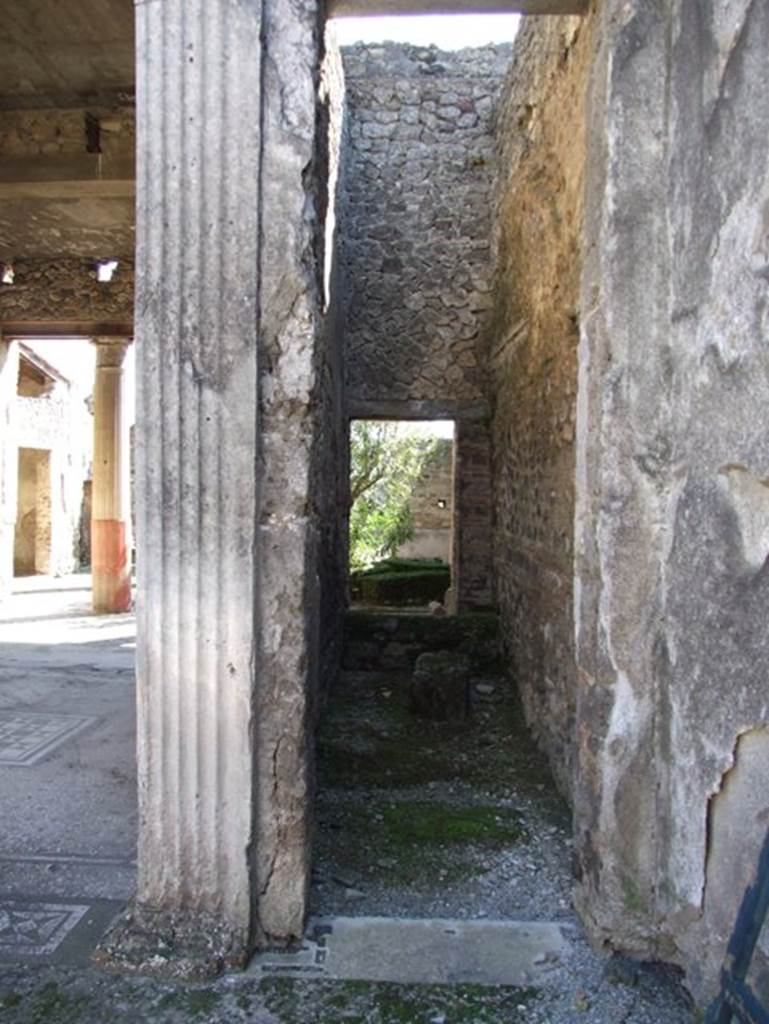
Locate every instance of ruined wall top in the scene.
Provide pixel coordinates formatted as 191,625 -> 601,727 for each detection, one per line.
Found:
342,40 -> 513,80
340,41 -> 512,412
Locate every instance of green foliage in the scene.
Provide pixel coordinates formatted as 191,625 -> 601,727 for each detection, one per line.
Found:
349,421 -> 440,570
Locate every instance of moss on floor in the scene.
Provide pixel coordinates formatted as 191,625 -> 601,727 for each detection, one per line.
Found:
260,977 -> 540,1024
317,670 -> 568,822
380,802 -> 525,846
2,981 -> 89,1024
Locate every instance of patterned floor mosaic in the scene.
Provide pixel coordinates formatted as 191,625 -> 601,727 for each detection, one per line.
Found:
0,711 -> 98,766
0,900 -> 89,956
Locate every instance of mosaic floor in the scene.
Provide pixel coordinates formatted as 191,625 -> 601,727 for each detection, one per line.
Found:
0,711 -> 98,767
0,901 -> 89,957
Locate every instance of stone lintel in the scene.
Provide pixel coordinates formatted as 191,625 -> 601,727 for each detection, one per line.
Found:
348,398 -> 489,422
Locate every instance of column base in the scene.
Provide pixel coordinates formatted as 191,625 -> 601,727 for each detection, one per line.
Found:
92,902 -> 251,981
92,519 -> 131,613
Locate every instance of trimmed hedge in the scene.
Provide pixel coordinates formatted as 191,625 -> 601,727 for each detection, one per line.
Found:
351,558 -> 450,606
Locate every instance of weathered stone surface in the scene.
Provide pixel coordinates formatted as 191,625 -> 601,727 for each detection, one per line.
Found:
397,438 -> 452,562
488,1 -> 769,1004
344,611 -> 500,675
488,15 -> 586,799
452,419 -> 494,610
572,0 -> 769,1004
410,650 -> 471,720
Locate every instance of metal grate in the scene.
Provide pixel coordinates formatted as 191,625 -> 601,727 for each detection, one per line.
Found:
706,828 -> 769,1024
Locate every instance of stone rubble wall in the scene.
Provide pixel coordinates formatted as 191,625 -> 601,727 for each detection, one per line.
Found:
340,42 -> 511,406
409,439 -> 453,530
0,257 -> 134,326
0,106 -> 135,158
452,419 -> 494,609
397,439 -> 453,564
488,16 -> 588,799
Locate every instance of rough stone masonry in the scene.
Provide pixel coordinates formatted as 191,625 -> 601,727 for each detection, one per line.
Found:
486,3 -> 769,1005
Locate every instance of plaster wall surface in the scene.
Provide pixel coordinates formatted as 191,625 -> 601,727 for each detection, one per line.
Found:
0,341 -> 19,599
14,375 -> 90,577
14,447 -> 52,575
570,0 -> 769,1003
489,14 -> 587,799
340,42 -> 511,407
489,2 -> 769,1002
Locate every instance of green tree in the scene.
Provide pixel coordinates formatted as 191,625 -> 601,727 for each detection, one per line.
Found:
349,421 -> 440,569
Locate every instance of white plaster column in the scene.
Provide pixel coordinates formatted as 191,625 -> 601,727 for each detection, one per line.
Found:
0,339 -> 19,602
91,339 -> 131,613
97,0 -> 324,977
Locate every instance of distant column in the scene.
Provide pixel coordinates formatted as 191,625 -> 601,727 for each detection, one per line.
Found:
91,338 -> 131,613
0,339 -> 19,602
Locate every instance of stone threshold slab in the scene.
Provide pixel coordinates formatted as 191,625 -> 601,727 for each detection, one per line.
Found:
249,916 -> 574,986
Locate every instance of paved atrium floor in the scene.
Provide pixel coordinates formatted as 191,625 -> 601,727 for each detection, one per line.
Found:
0,576 -> 136,965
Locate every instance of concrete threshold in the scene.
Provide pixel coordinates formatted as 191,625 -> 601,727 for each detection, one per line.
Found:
249,916 -> 574,986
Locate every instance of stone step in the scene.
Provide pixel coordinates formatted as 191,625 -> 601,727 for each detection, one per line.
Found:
249,915 -> 574,986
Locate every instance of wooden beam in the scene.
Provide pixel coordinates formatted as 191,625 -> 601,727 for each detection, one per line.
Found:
329,0 -> 586,15
1,320 -> 133,339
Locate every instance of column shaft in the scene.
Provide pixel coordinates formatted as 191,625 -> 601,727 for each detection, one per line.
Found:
91,339 -> 131,613
99,0 -> 323,976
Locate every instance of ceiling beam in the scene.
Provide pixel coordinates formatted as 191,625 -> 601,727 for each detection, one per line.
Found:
329,0 -> 586,15
1,320 -> 133,340
0,154 -> 134,201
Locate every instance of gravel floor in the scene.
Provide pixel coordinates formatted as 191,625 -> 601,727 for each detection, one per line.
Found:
0,666 -> 697,1022
312,669 -> 573,922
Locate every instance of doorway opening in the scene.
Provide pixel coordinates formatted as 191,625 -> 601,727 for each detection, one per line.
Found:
14,448 -> 51,576
348,418 -> 456,612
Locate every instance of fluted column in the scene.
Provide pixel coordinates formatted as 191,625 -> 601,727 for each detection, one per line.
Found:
96,0 -> 324,977
0,339 -> 19,602
91,338 -> 131,613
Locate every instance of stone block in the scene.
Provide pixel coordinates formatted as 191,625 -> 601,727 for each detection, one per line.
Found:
410,650 -> 470,721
